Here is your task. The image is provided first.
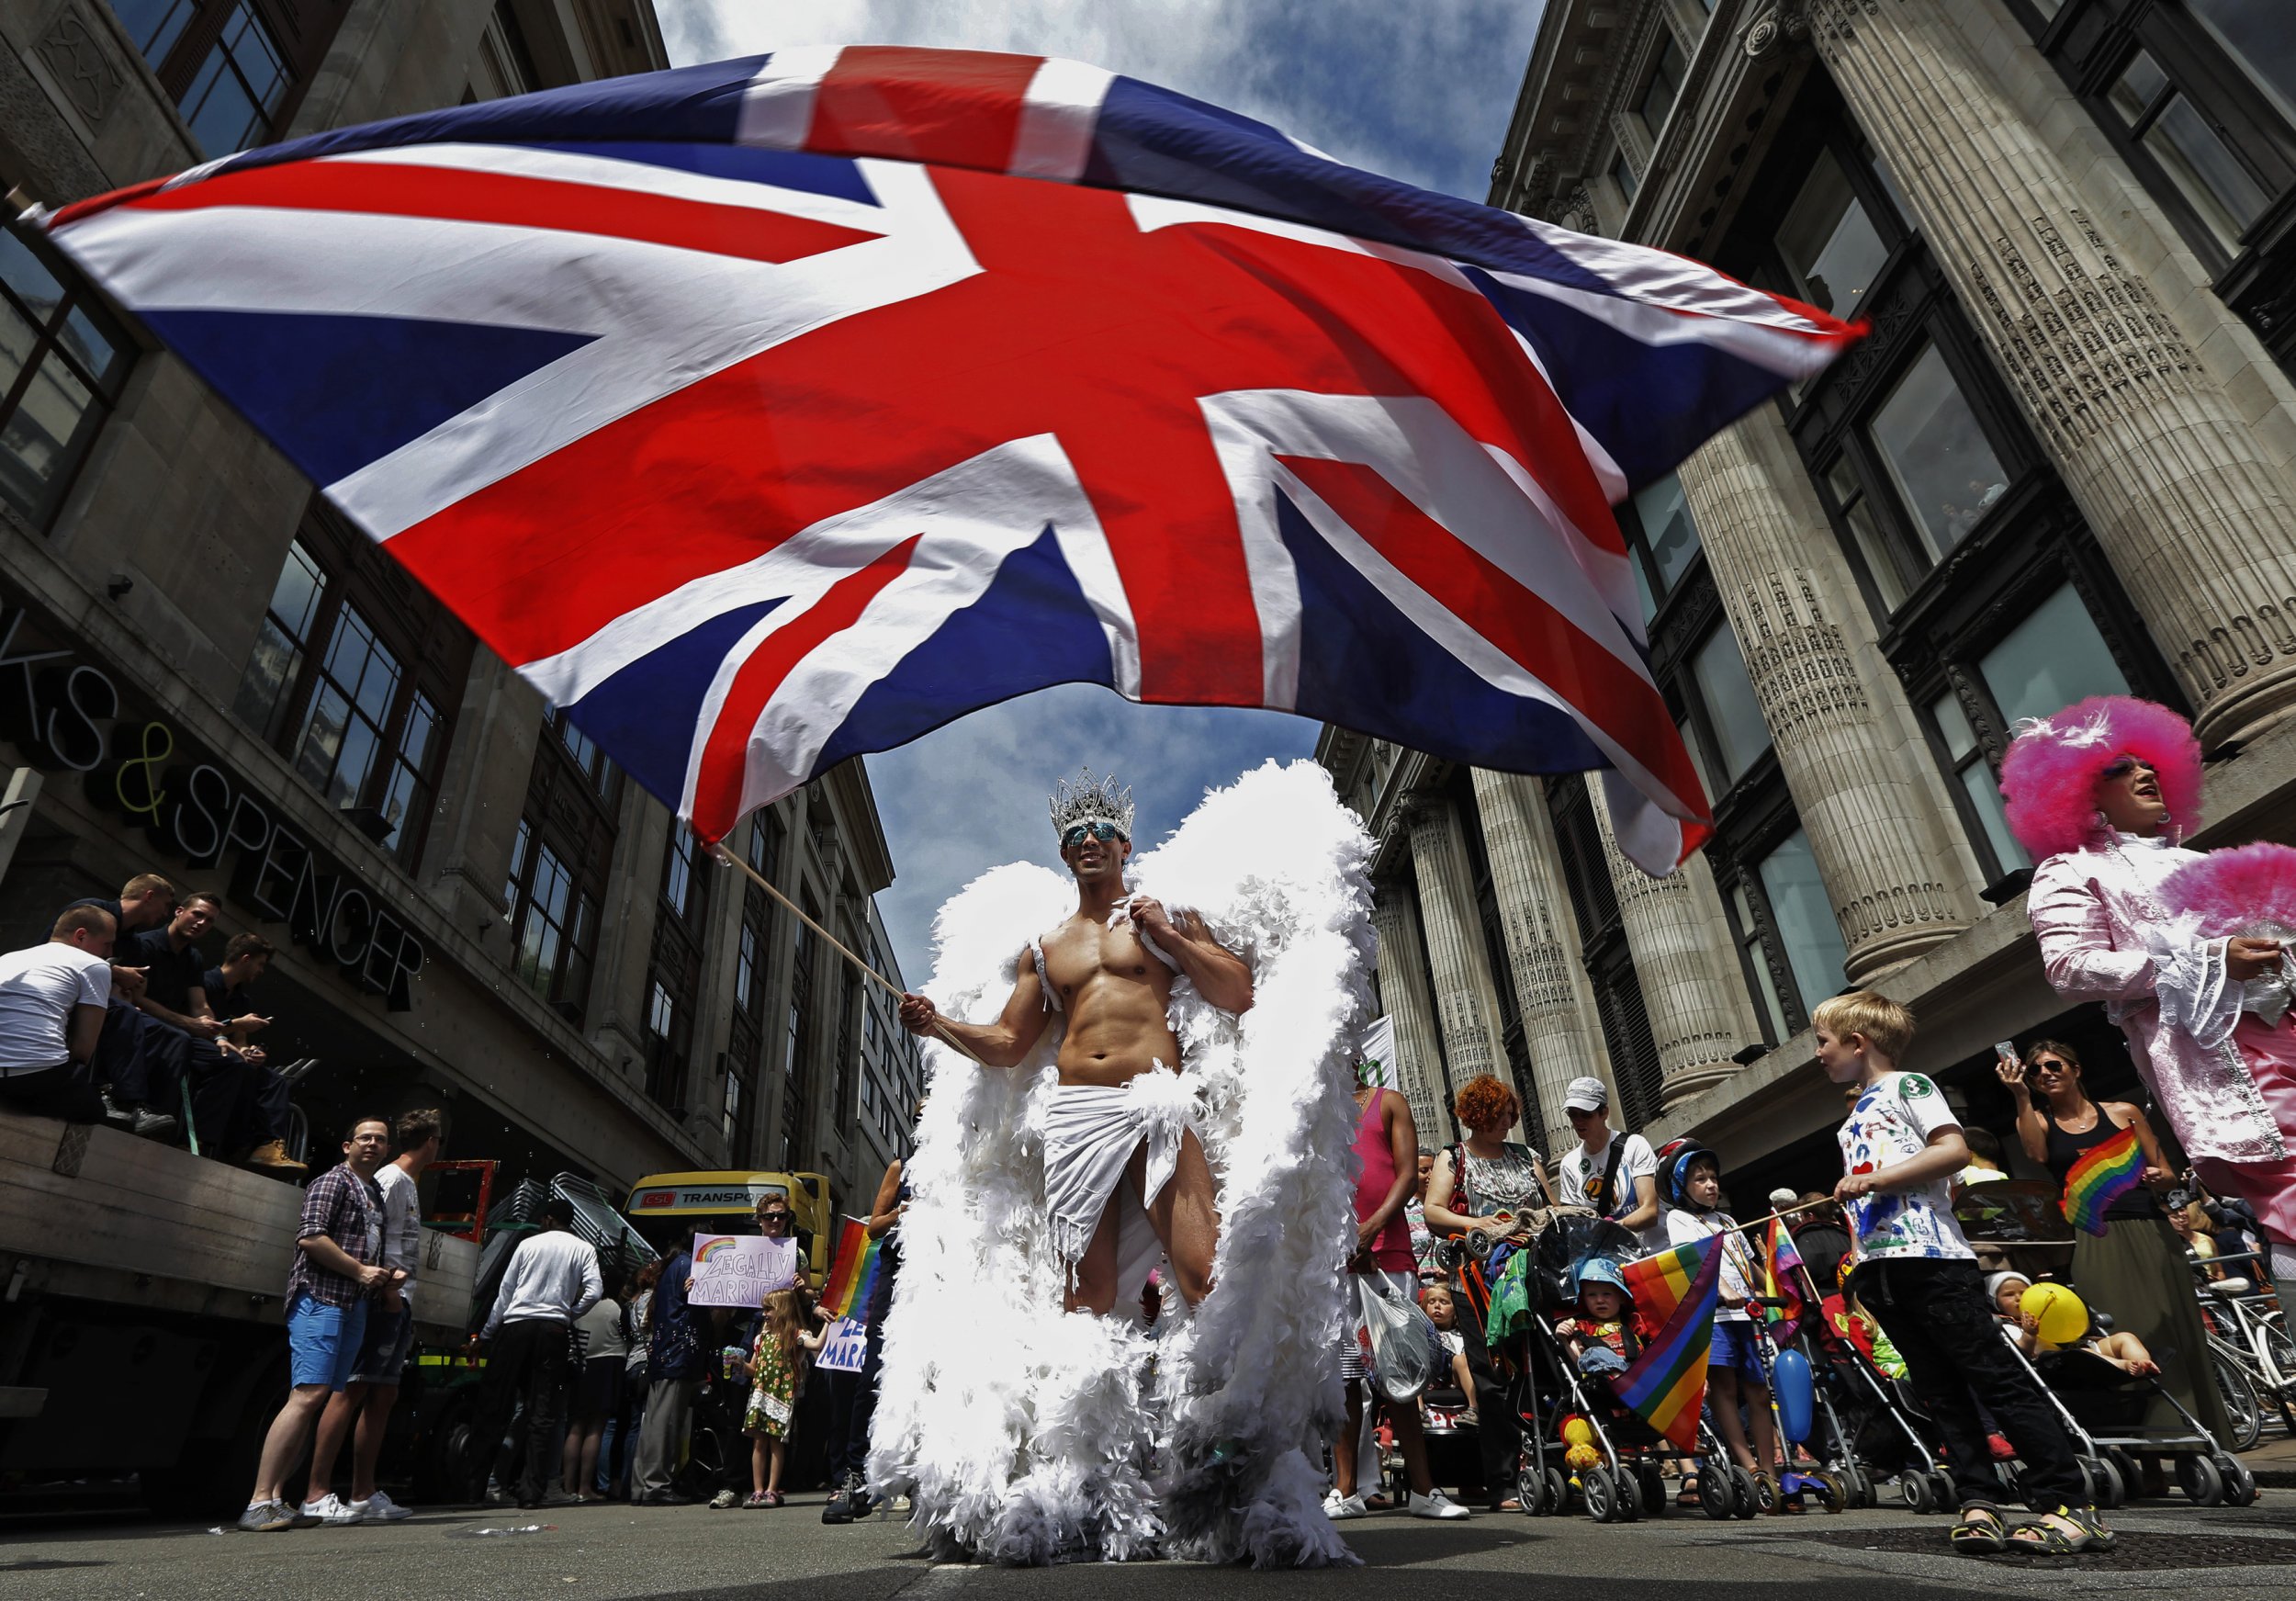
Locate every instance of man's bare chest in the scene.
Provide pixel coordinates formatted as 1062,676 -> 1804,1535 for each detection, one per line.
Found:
1040,919 -> 1165,1000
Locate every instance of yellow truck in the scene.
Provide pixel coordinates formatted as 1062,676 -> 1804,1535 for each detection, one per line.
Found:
623,1169 -> 836,1288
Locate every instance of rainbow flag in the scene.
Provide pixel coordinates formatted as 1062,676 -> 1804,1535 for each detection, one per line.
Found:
1610,1235 -> 1723,1450
2062,1124 -> 2145,1236
820,1217 -> 881,1320
1761,1218 -> 1806,1336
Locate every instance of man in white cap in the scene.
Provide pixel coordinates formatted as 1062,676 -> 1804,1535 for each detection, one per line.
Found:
1553,1076 -> 1662,1255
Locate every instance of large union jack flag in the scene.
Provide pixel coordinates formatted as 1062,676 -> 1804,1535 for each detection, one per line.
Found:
39,46 -> 1859,870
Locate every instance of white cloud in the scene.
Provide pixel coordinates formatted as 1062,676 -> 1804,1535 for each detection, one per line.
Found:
862,686 -> 1317,989
657,0 -> 1543,199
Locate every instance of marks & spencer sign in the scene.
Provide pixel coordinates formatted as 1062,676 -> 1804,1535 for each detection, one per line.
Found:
0,603 -> 426,1009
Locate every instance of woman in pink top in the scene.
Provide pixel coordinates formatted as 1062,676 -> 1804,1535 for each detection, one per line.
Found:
1326,1074 -> 1469,1521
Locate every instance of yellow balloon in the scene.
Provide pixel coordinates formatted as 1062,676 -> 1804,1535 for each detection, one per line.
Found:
2020,1281 -> 2089,1347
1561,1416 -> 1593,1448
1566,1442 -> 1601,1471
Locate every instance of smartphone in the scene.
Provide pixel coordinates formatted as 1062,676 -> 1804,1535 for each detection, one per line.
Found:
1994,1040 -> 2019,1067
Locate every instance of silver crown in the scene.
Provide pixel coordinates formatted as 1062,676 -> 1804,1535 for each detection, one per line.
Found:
1049,766 -> 1133,840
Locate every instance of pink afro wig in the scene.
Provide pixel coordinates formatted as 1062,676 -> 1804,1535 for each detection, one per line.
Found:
2161,842 -> 2296,937
1998,694 -> 2202,863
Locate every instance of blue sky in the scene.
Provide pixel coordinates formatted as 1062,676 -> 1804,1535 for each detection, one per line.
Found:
657,1 -> 1548,984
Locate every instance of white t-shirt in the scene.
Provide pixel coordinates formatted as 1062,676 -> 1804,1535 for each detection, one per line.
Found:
0,944 -> 110,1077
1666,1208 -> 1757,1322
375,1163 -> 423,1304
1558,1132 -> 1660,1248
1836,1070 -> 1975,1264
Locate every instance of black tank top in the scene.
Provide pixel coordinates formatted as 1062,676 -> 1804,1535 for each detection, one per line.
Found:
2044,1110 -> 2160,1222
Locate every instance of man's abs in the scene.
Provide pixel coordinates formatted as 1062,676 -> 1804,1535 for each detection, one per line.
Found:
1052,977 -> 1181,1088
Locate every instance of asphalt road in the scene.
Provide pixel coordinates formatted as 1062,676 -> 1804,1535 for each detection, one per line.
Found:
7,1494 -> 2296,1601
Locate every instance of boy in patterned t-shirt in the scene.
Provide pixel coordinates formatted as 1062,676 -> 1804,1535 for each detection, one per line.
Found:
1819,990 -> 2110,1558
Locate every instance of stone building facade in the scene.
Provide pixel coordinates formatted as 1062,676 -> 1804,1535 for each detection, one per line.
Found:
0,0 -> 917,1212
1329,0 -> 2296,1189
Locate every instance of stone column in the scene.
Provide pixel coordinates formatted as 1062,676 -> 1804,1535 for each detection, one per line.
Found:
1675,411 -> 1980,978
1369,889 -> 1450,1144
1469,768 -> 1612,1157
1589,774 -> 1748,1106
1811,0 -> 2296,746
1406,795 -> 1519,1128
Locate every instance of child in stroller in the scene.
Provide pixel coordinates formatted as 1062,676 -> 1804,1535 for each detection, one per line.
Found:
1990,1272 -> 2157,1373
1422,1283 -> 1480,1424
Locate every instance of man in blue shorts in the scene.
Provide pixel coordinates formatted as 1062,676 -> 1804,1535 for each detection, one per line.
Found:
239,1115 -> 394,1532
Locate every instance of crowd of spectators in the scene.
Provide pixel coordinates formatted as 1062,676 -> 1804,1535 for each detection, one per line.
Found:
0,873 -> 314,1172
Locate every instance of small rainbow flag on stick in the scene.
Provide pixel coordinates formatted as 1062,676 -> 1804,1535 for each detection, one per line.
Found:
2062,1123 -> 2146,1236
1761,1217 -> 1806,1336
1611,1235 -> 1723,1449
820,1217 -> 881,1320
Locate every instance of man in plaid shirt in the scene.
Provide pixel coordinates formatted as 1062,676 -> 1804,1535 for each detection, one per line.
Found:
240,1115 -> 398,1532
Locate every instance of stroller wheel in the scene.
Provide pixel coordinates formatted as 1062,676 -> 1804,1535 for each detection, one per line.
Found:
2088,1456 -> 2125,1509
1927,1470 -> 1957,1512
2177,1452 -> 2225,1506
1615,1467 -> 1643,1523
1900,1472 -> 1935,1514
1814,1470 -> 1848,1514
1581,1465 -> 1618,1524
1698,1461 -> 1734,1520
2218,1455 -> 2258,1508
1730,1465 -> 1761,1520
1516,1464 -> 1546,1516
1544,1466 -> 1569,1518
1638,1461 -> 1668,1518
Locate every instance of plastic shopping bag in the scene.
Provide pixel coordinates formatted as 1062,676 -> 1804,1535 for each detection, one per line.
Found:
1357,1274 -> 1445,1404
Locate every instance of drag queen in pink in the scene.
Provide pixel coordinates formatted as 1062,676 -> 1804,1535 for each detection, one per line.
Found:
2006,695 -> 2296,1302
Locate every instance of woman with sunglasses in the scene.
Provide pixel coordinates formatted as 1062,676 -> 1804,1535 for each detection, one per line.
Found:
1998,1039 -> 2232,1468
2008,695 -> 2296,1311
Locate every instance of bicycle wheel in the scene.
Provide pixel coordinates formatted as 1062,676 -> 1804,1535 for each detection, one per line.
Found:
2255,1316 -> 2296,1397
2214,1349 -> 2265,1451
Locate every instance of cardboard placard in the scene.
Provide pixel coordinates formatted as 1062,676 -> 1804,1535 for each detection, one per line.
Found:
688,1233 -> 797,1307
816,1314 -> 869,1373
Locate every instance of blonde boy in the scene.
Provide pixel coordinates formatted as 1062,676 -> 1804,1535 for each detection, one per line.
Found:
1817,991 -> 2110,1557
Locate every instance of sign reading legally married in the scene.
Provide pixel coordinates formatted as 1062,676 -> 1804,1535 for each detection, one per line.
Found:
687,1233 -> 798,1308
816,1316 -> 869,1375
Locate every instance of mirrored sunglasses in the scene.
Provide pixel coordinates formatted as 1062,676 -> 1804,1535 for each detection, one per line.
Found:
1062,819 -> 1126,849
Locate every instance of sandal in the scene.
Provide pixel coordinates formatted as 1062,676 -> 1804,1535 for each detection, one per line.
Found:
2006,1506 -> 2114,1554
762,1490 -> 785,1508
1948,1502 -> 2008,1556
742,1492 -> 771,1509
1676,1473 -> 1703,1508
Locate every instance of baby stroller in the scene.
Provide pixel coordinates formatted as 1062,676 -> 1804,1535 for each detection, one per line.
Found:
2004,1318 -> 2258,1509
1805,1288 -> 1953,1510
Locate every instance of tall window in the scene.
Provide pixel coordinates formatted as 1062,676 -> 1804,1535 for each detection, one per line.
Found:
501,710 -> 619,1022
1775,149 -> 1891,321
105,1 -> 331,157
1685,625 -> 1771,791
0,225 -> 131,528
1752,829 -> 1849,1017
1636,33 -> 1685,139
1619,471 -> 1703,621
782,904 -> 817,1167
1546,775 -> 1666,1129
232,516 -> 469,868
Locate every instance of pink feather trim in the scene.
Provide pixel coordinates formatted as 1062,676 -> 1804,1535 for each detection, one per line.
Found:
2162,842 -> 2296,938
1998,694 -> 2202,863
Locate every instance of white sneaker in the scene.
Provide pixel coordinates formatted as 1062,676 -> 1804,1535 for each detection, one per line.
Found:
352,1490 -> 412,1522
303,1492 -> 366,1526
1322,1489 -> 1367,1520
1410,1488 -> 1471,1520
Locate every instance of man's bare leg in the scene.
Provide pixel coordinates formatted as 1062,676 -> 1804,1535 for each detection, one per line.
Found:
1143,1128 -> 1218,1306
1065,1187 -> 1125,1315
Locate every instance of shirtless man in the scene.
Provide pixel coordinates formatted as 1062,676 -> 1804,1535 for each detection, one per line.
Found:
897,772 -> 1252,1314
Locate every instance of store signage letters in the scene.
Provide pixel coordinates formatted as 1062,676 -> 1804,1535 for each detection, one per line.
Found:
0,603 -> 426,1010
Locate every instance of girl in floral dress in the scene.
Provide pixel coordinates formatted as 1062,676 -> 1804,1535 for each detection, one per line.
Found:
742,1284 -> 820,1507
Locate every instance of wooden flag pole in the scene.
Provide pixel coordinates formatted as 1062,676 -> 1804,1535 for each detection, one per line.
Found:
710,843 -> 989,1066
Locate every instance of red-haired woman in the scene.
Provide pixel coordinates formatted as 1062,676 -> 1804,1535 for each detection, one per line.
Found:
1423,1073 -> 1550,1512
2007,694 -> 2296,1307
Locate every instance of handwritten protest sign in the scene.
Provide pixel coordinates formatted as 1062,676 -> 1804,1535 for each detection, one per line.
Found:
689,1233 -> 797,1307
816,1315 -> 869,1373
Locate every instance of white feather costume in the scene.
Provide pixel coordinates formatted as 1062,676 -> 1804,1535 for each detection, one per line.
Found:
868,760 -> 1374,1567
